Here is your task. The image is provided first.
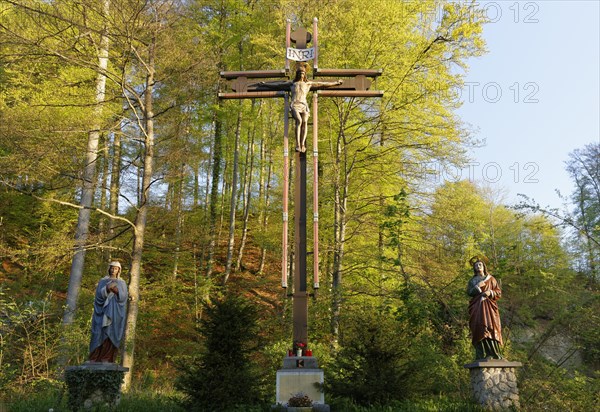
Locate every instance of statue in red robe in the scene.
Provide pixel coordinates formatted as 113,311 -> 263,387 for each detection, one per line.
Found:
467,258 -> 503,360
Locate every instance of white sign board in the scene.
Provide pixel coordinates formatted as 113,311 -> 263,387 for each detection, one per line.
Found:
287,47 -> 315,62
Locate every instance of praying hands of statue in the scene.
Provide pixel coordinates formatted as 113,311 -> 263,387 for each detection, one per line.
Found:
107,282 -> 119,295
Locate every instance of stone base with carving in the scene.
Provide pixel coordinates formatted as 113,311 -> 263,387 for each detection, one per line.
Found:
274,356 -> 330,412
64,363 -> 128,411
464,360 -> 522,411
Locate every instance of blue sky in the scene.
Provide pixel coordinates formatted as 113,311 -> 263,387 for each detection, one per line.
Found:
453,0 -> 600,209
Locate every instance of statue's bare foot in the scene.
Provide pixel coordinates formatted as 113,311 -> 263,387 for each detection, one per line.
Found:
301,146 -> 306,153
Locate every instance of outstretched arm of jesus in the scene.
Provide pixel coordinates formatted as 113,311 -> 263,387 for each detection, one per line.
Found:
253,81 -> 292,90
309,80 -> 343,90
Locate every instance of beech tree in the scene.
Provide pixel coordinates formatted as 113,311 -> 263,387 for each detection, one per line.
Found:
516,142 -> 600,283
566,143 -> 600,280
0,0 -> 121,317
64,0 -> 111,333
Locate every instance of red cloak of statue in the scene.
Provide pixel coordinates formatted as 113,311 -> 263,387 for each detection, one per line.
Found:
468,275 -> 503,346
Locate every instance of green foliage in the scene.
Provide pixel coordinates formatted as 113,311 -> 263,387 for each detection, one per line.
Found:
0,189 -> 77,279
175,294 -> 267,411
569,293 -> 600,367
0,287 -> 61,392
519,358 -> 600,411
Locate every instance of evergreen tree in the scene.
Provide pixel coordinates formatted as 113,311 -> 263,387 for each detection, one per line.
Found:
176,294 -> 266,411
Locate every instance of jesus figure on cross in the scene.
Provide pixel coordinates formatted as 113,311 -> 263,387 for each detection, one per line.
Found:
258,62 -> 342,152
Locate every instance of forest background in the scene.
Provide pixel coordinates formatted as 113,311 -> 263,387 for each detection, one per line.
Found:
0,0 -> 598,410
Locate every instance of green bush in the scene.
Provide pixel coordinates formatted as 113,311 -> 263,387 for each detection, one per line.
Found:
519,357 -> 600,411
325,304 -> 480,408
326,308 -> 414,406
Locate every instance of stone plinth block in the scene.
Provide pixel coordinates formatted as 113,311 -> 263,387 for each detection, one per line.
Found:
275,356 -> 329,411
276,369 -> 325,406
65,363 -> 128,411
464,360 -> 522,411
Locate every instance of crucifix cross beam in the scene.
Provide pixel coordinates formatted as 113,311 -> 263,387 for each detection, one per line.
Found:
218,69 -> 383,99
217,18 -> 383,353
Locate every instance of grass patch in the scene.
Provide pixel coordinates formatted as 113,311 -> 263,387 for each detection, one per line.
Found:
5,389 -> 186,412
5,389 -> 485,412
328,397 -> 486,412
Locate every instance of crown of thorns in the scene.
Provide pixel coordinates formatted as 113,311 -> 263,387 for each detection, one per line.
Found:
296,62 -> 308,72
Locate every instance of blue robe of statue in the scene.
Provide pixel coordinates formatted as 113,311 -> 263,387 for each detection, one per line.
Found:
89,276 -> 128,355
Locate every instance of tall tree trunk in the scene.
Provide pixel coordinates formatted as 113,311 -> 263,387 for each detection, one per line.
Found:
193,244 -> 201,323
122,36 -> 156,390
62,0 -> 110,336
218,156 -> 229,241
165,181 -> 173,211
236,139 -> 248,215
257,131 -> 265,271
108,129 -> 122,260
377,130 -> 385,291
237,108 -> 254,216
223,109 -> 243,284
98,134 -> 110,265
258,133 -> 265,224
235,128 -> 255,272
193,160 -> 200,208
258,140 -> 273,274
206,106 -> 223,278
204,123 -> 214,212
136,139 -> 143,206
331,129 -> 348,346
172,164 -> 184,281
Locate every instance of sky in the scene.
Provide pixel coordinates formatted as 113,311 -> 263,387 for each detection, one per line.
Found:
450,0 -> 600,209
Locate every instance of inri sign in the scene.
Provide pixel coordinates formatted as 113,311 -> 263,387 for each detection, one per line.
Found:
287,47 -> 315,62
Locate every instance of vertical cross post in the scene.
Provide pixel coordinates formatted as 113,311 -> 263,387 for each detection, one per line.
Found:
289,22 -> 311,350
281,94 -> 290,288
293,141 -> 308,347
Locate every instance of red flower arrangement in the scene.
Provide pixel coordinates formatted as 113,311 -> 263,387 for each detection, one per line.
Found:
292,341 -> 307,356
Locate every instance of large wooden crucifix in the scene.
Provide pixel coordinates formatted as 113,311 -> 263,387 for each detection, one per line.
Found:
218,18 -> 382,353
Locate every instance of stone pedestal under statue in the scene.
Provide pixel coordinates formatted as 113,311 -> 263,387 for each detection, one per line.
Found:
64,363 -> 128,411
275,356 -> 330,411
464,359 -> 522,411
